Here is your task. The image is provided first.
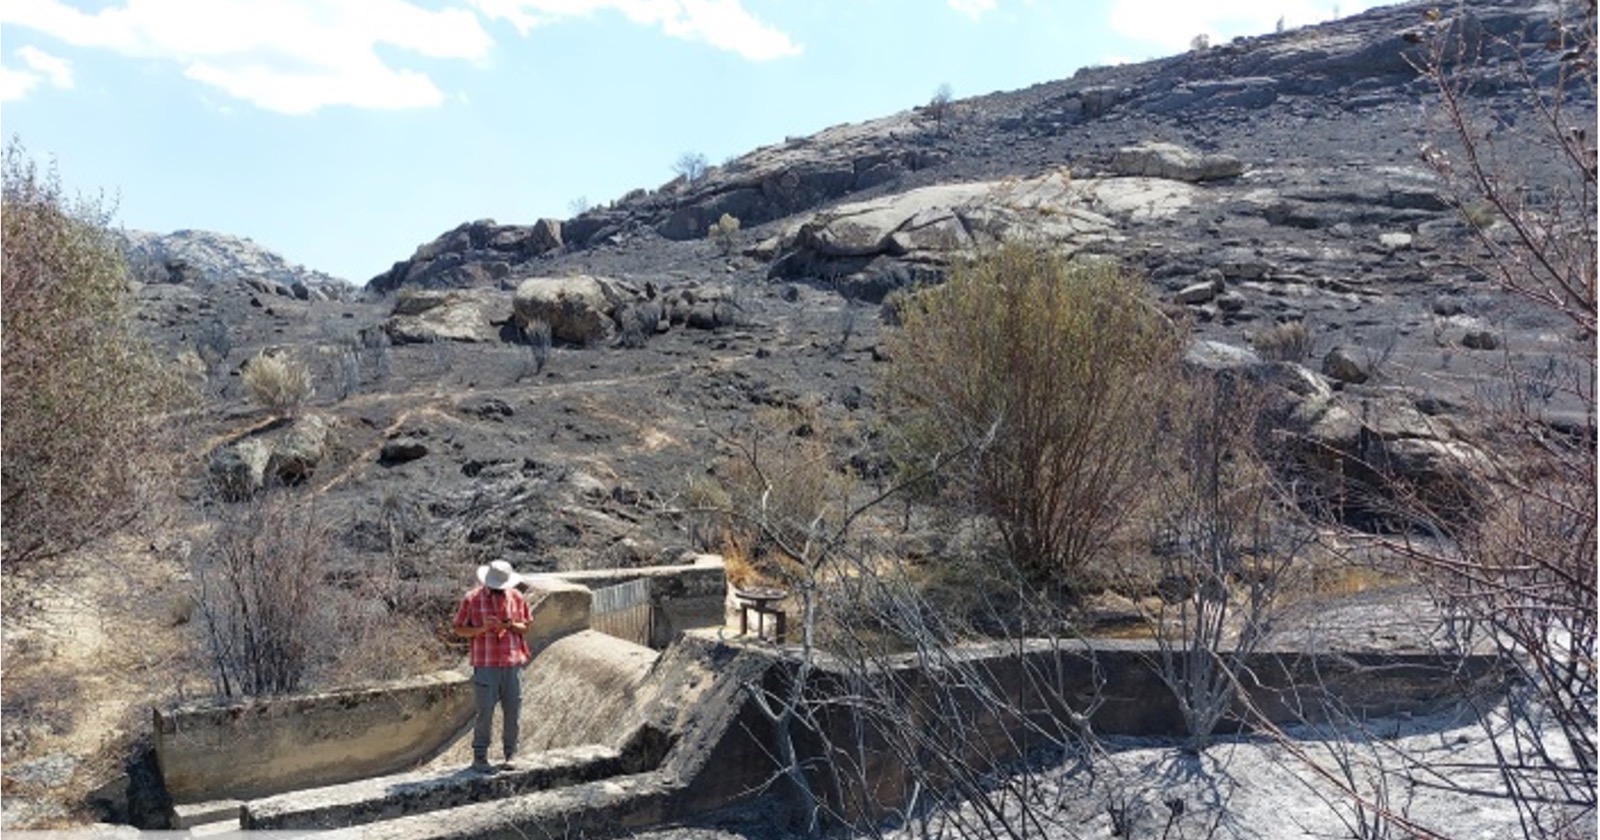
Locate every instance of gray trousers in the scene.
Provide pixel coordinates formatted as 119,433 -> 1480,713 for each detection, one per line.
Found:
471,666 -> 522,761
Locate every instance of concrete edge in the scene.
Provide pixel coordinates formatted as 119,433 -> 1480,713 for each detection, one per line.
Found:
170,799 -> 242,829
246,744 -> 627,831
314,770 -> 682,840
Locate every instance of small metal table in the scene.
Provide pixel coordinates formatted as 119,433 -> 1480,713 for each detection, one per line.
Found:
734,586 -> 789,643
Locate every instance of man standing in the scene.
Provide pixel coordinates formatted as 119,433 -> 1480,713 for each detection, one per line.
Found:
452,559 -> 532,773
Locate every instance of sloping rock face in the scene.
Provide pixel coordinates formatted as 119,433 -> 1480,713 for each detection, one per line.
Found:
561,114 -> 955,250
358,1 -> 1587,353
335,0 -> 1594,552
767,171 -> 1204,300
368,218 -> 566,296
362,0 -> 1583,296
122,229 -> 354,299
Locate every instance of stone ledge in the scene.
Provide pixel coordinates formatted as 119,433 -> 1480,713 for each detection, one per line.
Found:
316,770 -> 680,840
170,798 -> 242,829
155,670 -> 467,732
542,558 -> 725,597
245,744 -> 625,831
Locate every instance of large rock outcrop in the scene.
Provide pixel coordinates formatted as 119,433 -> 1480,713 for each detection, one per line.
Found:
121,229 -> 353,299
1203,352 -> 1499,522
767,170 -> 1201,300
1110,142 -> 1244,182
208,414 -> 335,500
384,289 -> 503,344
1280,382 -> 1496,517
1184,339 -> 1498,522
512,275 -> 622,345
562,114 -> 956,250
368,218 -> 566,296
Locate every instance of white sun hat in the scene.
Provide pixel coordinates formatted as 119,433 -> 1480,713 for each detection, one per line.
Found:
476,559 -> 523,590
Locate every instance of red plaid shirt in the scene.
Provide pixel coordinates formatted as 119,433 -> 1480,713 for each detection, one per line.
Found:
453,586 -> 532,668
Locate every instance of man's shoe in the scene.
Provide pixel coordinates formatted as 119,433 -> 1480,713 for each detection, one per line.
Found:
471,760 -> 500,774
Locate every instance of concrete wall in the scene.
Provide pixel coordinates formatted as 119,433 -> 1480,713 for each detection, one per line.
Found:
156,628 -> 1504,838
154,670 -> 473,803
267,632 -> 1504,839
245,743 -> 644,830
152,550 -> 1499,836
152,558 -> 726,807
523,576 -> 593,652
518,630 -> 659,752
770,639 -> 1506,824
538,554 -> 726,649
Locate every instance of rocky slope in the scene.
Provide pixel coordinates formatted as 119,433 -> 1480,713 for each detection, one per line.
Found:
146,0 -> 1592,579
121,228 -> 356,299
4,0 -> 1592,827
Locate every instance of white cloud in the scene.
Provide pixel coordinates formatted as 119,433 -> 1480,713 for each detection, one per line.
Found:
18,45 -> 73,89
948,0 -> 998,21
1108,0 -> 1383,54
0,64 -> 41,101
470,0 -> 801,61
0,44 -> 73,101
0,0 -> 495,114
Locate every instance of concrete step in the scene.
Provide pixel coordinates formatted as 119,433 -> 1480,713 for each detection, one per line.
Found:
313,769 -> 682,840
244,743 -> 626,831
187,817 -> 245,836
171,799 -> 241,829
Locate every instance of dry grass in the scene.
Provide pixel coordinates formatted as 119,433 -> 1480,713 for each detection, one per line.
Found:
707,212 -> 741,255
1251,320 -> 1313,362
1307,563 -> 1408,598
241,350 -> 313,413
718,528 -> 760,589
703,405 -> 858,588
320,605 -> 457,686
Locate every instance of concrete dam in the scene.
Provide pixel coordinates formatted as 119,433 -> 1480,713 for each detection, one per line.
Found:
148,556 -> 1504,838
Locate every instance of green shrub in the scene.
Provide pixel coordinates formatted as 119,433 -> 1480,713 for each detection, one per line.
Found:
1,140 -> 186,566
883,242 -> 1183,582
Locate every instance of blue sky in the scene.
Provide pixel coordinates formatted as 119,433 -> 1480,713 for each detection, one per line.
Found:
1,0 -> 1379,284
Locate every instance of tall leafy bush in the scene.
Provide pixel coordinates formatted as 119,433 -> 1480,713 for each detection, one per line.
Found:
1,140 -> 184,565
883,242 -> 1182,581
